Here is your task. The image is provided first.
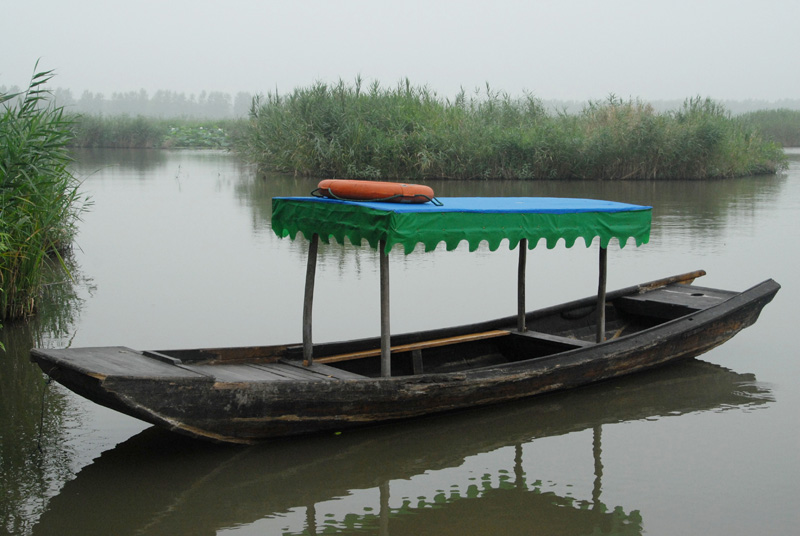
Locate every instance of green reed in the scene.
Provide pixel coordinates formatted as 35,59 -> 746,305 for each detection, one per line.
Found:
241,80 -> 787,180
69,115 -> 243,149
0,66 -> 87,320
738,109 -> 800,147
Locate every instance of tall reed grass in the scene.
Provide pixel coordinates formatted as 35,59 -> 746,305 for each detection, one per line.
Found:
738,109 -> 800,147
0,66 -> 87,320
241,79 -> 787,180
69,116 -> 243,149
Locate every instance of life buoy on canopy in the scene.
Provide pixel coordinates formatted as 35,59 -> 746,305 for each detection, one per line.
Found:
313,179 -> 438,204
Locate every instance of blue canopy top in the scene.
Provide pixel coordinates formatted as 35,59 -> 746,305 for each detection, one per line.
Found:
296,196 -> 650,213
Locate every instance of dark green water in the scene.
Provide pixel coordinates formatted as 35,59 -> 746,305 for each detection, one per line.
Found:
2,149 -> 798,535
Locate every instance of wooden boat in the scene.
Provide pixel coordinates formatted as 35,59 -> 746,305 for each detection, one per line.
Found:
32,359 -> 768,535
31,195 -> 779,444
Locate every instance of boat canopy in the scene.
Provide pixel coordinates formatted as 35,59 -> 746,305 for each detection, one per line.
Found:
272,195 -> 653,373
272,197 -> 652,254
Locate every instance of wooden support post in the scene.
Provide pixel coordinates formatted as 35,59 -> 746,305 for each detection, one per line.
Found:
380,239 -> 391,377
412,349 -> 424,375
596,246 -> 607,343
302,233 -> 319,366
517,238 -> 528,332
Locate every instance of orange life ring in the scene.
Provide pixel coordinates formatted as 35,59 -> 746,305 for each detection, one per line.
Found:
315,179 -> 435,204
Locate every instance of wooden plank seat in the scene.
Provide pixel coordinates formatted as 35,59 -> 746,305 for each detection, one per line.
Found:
509,330 -> 595,349
312,329 -> 511,365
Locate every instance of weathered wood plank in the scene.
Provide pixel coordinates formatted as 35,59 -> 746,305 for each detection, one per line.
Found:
615,284 -> 738,319
143,350 -> 183,365
180,363 -> 303,382
249,363 -> 330,381
280,359 -> 367,380
181,361 -> 366,383
254,362 -> 365,381
412,349 -> 424,375
33,347 -> 204,379
510,330 -> 595,348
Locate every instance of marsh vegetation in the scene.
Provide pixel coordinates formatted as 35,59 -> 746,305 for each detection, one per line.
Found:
0,68 -> 87,320
739,109 -> 800,147
241,79 -> 787,180
68,116 -> 242,149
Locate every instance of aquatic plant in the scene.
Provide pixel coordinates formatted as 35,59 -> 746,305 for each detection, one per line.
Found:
738,109 -> 800,147
163,122 -> 232,148
69,115 -> 242,149
0,65 -> 87,320
241,80 -> 787,180
71,114 -> 165,148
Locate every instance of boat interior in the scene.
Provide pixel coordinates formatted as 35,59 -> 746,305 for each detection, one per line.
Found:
155,284 -> 737,380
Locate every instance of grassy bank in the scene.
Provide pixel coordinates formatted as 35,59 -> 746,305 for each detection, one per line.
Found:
739,109 -> 800,147
241,80 -> 787,180
0,68 -> 87,320
69,115 -> 244,149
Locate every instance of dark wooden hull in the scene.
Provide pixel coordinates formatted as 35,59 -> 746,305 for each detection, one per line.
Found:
31,274 -> 780,444
32,359 -> 769,535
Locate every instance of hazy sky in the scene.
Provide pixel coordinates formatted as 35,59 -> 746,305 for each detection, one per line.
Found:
3,0 -> 799,101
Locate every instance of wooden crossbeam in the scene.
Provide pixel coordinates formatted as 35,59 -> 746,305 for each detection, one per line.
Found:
509,330 -> 594,348
311,330 -> 511,365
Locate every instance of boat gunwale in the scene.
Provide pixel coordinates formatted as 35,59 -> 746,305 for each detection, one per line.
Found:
155,270 -> 709,368
34,277 -> 777,387
271,276 -> 780,386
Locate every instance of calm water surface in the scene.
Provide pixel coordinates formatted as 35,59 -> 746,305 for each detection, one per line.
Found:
1,149 -> 798,535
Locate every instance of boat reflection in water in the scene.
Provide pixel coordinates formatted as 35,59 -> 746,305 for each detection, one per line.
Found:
33,359 -> 771,536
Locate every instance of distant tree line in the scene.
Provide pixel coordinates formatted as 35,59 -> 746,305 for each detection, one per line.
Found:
1,84 -> 799,120
0,86 -> 255,119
